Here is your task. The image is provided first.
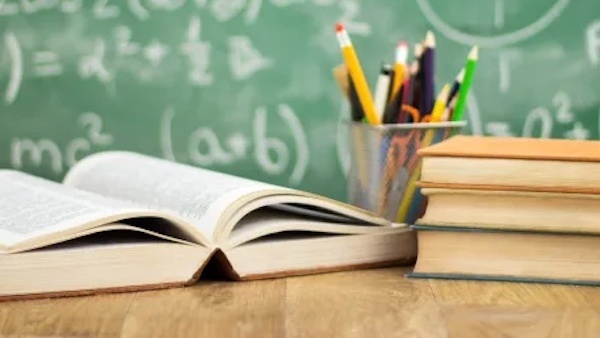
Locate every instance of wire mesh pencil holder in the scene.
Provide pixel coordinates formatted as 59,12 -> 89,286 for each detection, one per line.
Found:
346,120 -> 467,224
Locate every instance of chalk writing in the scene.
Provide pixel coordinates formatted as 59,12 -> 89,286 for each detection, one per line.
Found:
180,15 -> 213,85
210,0 -> 246,22
21,0 -> 59,14
486,122 -> 514,137
3,31 -> 22,104
161,104 -> 308,184
78,38 -> 112,84
228,35 -> 273,80
143,40 -> 170,67
60,0 -> 81,13
147,0 -> 186,11
127,0 -> 149,20
0,0 -> 19,15
498,50 -> 521,93
338,0 -> 370,36
586,20 -> 600,66
552,91 -> 575,124
494,0 -> 504,29
114,25 -> 140,57
253,105 -> 289,175
32,50 -> 63,77
160,106 -> 176,161
189,127 -> 238,166
10,112 -> 114,174
277,103 -> 308,185
93,0 -> 120,19
226,132 -> 250,158
564,121 -> 589,140
523,107 -> 553,138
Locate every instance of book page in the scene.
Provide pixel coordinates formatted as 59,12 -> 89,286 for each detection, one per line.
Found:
0,170 -> 148,248
63,151 -> 291,240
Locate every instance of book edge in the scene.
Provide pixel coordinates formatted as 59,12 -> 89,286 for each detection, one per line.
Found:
406,272 -> 600,286
409,224 -> 600,237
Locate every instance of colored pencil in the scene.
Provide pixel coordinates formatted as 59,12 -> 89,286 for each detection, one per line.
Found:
404,43 -> 423,119
373,63 -> 392,120
382,81 -> 405,124
420,31 -> 436,118
447,68 -> 464,107
452,45 -> 478,121
335,23 -> 380,125
390,42 -> 408,102
429,83 -> 450,122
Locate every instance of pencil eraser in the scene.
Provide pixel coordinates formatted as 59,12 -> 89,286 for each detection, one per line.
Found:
335,22 -> 344,32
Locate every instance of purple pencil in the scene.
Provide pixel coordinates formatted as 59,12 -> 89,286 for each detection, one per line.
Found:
421,31 -> 436,116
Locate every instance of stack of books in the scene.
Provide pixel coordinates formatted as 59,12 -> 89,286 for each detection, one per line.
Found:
409,135 -> 600,285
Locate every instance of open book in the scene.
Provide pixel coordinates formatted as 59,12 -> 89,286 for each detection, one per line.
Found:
0,151 -> 416,300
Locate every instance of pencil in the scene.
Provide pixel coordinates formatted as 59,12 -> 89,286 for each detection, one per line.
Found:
421,31 -> 436,118
347,73 -> 365,122
404,43 -> 423,117
374,63 -> 392,120
429,83 -> 450,122
382,81 -> 404,124
441,97 -> 456,122
447,68 -> 464,107
332,64 -> 349,99
335,23 -> 380,125
452,45 -> 478,121
390,42 -> 408,102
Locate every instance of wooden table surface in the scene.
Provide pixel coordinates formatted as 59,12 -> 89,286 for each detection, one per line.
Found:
1,266 -> 599,337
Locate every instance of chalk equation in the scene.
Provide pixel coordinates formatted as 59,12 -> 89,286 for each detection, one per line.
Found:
160,103 -> 309,185
485,91 -> 592,140
1,0 -> 369,104
2,25 -> 272,102
10,112 -> 114,174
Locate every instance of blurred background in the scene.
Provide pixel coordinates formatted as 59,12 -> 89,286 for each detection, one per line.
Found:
0,0 -> 598,201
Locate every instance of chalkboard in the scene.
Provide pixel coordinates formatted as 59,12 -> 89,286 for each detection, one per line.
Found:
0,0 -> 599,202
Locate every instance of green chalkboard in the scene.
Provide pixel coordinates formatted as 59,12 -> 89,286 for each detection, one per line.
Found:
0,0 -> 599,201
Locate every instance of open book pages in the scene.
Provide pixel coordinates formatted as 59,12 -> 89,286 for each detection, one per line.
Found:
62,151 -> 402,246
1,152 -> 415,299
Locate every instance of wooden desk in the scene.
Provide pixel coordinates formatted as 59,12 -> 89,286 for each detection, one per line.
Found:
1,267 -> 599,337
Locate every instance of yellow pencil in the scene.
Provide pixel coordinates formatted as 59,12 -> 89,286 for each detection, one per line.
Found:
390,41 -> 408,102
335,23 -> 380,125
429,84 -> 450,122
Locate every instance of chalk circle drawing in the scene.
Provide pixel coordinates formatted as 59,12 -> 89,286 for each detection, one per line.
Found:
416,0 -> 570,48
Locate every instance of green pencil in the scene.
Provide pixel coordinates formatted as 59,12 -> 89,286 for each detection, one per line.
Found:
451,45 -> 478,121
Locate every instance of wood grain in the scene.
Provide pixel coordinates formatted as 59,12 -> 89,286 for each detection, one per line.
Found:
1,267 -> 598,337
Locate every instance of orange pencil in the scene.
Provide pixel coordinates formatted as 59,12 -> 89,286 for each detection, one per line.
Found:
335,23 -> 380,125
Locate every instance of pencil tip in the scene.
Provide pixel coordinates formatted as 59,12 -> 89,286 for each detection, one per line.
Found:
469,45 -> 479,59
425,30 -> 436,46
414,43 -> 423,56
396,42 -> 409,63
335,22 -> 344,32
456,68 -> 465,81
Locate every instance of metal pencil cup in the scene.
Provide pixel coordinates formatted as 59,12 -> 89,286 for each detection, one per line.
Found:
346,121 -> 467,224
